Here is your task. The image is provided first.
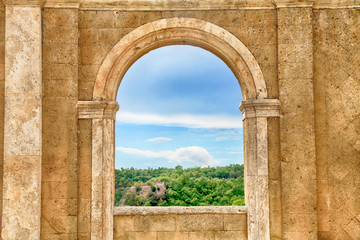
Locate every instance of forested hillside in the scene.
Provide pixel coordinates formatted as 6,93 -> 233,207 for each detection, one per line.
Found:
114,164 -> 245,206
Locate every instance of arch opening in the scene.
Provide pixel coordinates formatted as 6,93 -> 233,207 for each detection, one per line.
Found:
79,17 -> 279,240
114,45 -> 245,207
93,18 -> 267,102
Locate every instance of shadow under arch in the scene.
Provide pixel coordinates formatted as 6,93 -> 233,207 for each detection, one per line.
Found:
93,17 -> 267,101
78,17 -> 280,240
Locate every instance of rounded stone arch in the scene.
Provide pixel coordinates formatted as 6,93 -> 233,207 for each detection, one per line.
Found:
78,17 -> 280,240
93,17 -> 267,101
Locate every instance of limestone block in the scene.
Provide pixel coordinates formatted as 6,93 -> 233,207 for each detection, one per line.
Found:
223,214 -> 247,231
42,181 -> 77,199
244,10 -> 276,27
282,193 -> 317,215
42,113 -> 77,154
116,231 -> 158,240
80,28 -> 99,46
80,45 -> 111,65
277,8 -> 312,26
278,43 -> 312,63
98,28 -> 128,46
79,80 -> 95,100
4,95 -> 41,156
283,213 -> 317,232
188,231 -> 215,240
214,231 -> 247,240
161,10 -> 203,21
269,180 -> 282,214
79,64 -> 100,82
78,181 -> 91,199
277,25 -> 312,45
42,198 -> 78,218
178,214 -> 223,231
41,233 -> 77,240
78,232 -> 91,240
43,42 -> 77,64
43,97 -> 77,114
159,232 -> 189,240
278,62 -> 313,80
44,8 -> 78,26
41,215 -> 77,234
42,164 -> 77,182
78,119 -> 92,165
2,156 -> 41,239
344,219 -> 360,238
43,25 -> 78,44
5,6 -> 41,94
114,216 -> 136,233
78,164 -> 91,182
114,11 -> 162,28
283,231 -> 316,240
270,212 -> 283,239
43,63 -> 78,81
44,80 -> 77,98
317,213 -> 330,232
135,215 -> 177,232
79,10 -> 116,29
78,198 -> 91,234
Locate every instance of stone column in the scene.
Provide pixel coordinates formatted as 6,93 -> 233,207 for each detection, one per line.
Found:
275,1 -> 318,239
2,1 -> 43,239
77,101 -> 119,240
240,99 -> 280,240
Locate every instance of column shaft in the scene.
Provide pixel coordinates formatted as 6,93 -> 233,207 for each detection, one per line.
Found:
277,5 -> 318,239
2,5 -> 42,239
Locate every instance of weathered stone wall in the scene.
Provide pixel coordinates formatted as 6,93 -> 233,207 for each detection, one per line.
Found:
0,2 -> 4,232
113,207 -> 247,240
0,0 -> 358,239
41,7 -> 79,238
313,8 -> 360,240
77,7 -> 281,240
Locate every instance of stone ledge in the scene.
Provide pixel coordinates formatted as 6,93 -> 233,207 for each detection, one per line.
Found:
42,0 -> 360,10
3,0 -> 45,6
77,101 -> 119,119
114,206 -> 248,216
239,99 -> 280,120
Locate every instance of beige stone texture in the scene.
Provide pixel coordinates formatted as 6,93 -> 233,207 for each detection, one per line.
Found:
114,207 -> 247,240
277,6 -> 318,240
0,5 -> 5,234
0,0 -> 359,239
2,5 -> 42,239
41,7 -> 79,239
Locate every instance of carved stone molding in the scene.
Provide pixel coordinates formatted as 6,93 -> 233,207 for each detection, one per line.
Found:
273,0 -> 314,8
43,0 -> 80,8
78,0 -> 274,10
239,99 -> 280,120
2,0 -> 46,6
41,0 -> 360,10
77,101 -> 119,120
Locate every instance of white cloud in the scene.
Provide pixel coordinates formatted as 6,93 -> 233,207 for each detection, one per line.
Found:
116,111 -> 242,129
216,136 -> 241,141
116,146 -> 219,167
147,137 -> 172,142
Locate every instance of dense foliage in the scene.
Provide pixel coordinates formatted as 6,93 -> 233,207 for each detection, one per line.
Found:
114,164 -> 245,206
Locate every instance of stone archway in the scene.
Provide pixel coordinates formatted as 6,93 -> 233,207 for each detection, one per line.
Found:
77,18 -> 279,240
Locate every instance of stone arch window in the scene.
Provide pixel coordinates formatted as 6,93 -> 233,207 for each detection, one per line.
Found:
77,18 -> 279,240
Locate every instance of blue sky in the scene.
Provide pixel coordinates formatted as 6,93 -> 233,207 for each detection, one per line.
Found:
115,45 -> 243,170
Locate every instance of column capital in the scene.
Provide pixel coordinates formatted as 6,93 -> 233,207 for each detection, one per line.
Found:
239,99 -> 280,120
77,101 -> 119,120
273,0 -> 314,8
2,0 -> 46,6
